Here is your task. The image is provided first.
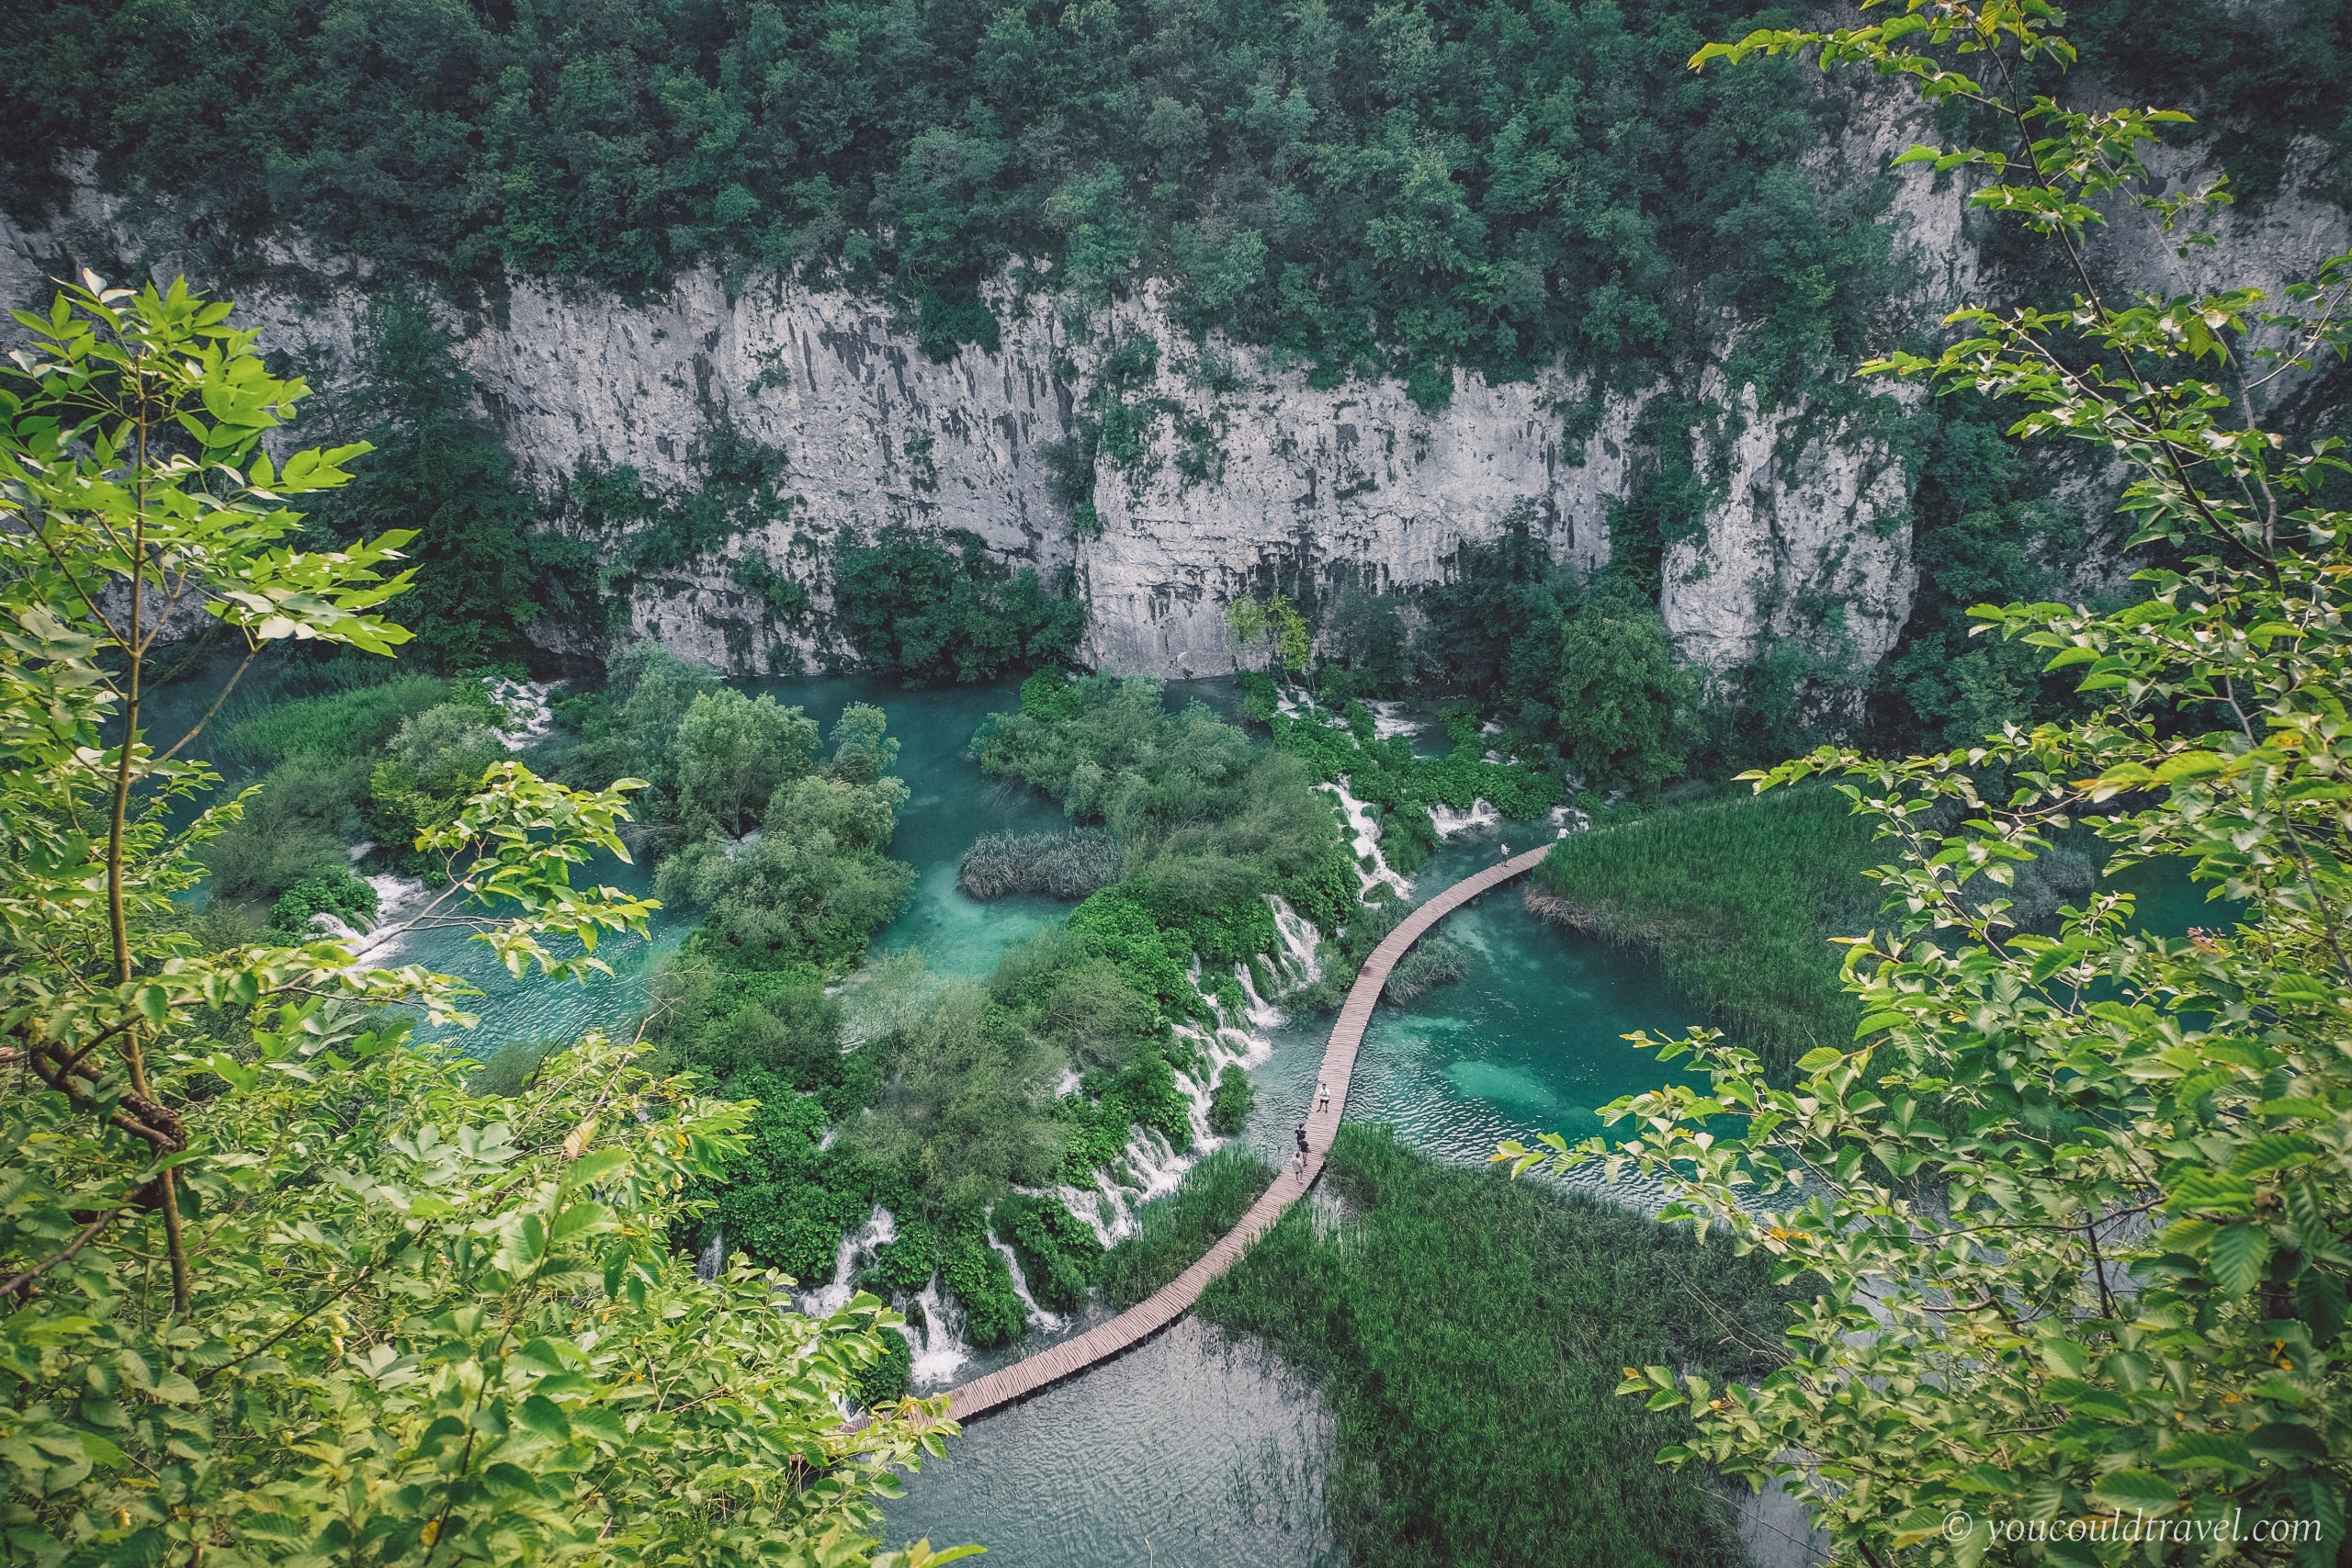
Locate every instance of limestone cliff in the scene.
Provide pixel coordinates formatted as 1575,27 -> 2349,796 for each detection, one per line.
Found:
4,132 -> 2344,682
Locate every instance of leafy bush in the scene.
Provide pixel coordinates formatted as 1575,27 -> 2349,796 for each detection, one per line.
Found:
386,700 -> 507,795
674,688 -> 818,838
831,527 -> 1083,682
992,1193 -> 1103,1314
938,1223 -> 1027,1349
263,868 -> 380,940
644,953 -> 852,1099
656,714 -> 917,972
852,1327 -> 914,1407
865,1217 -> 942,1298
1206,1065 -> 1255,1136
199,756 -> 372,903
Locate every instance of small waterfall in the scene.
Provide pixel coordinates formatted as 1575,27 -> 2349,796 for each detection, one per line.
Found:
1429,798 -> 1501,839
1317,779 -> 1411,899
1047,1180 -> 1120,1247
1217,1023 -> 1271,1070
1122,1126 -> 1194,1201
1363,700 -> 1420,741
695,1227 -> 726,1282
908,1280 -> 971,1387
989,1236 -> 1066,1332
1266,896 -> 1323,985
304,870 -> 430,968
489,677 -> 558,749
1095,1172 -> 1137,1239
797,1205 -> 894,1316
1176,1065 -> 1216,1146
1235,962 -> 1284,1029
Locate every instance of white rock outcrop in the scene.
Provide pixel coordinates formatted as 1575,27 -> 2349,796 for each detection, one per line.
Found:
5,119 -> 2343,683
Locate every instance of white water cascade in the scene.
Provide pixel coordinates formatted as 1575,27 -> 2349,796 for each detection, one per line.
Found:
1318,778 -> 1411,898
989,1237 -> 1066,1333
488,677 -> 558,749
1267,896 -> 1324,985
907,1280 -> 971,1388
1429,798 -> 1501,838
695,1227 -> 726,1282
1234,961 -> 1285,1030
1363,699 -> 1422,741
797,1205 -> 895,1317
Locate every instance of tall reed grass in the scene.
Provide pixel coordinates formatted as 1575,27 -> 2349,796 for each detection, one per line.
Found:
1532,784 -> 1882,1075
956,827 -> 1119,900
1202,1124 -> 1788,1568
1096,1147 -> 1275,1307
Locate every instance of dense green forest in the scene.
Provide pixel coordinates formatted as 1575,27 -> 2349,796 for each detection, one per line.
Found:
6,0 -> 2343,387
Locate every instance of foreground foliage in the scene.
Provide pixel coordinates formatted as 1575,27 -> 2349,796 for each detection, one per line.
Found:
0,276 -> 956,1564
1510,7 -> 2352,1561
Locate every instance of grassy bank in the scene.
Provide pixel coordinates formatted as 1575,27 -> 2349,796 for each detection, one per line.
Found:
1202,1125 -> 1788,1568
1532,786 -> 1883,1076
1096,1147 -> 1277,1308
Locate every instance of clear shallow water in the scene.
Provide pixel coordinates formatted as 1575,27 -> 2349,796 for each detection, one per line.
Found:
882,1317 -> 1340,1568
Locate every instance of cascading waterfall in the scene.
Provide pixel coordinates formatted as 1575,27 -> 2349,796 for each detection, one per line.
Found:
1169,1028 -> 1220,1146
1120,1125 -> 1193,1201
1429,798 -> 1501,838
908,1280 -> 971,1388
1267,896 -> 1324,985
1234,962 -> 1284,1029
1363,699 -> 1421,741
695,1227 -> 726,1282
488,676 -> 558,749
1318,778 -> 1411,898
989,1237 -> 1066,1332
797,1204 -> 895,1317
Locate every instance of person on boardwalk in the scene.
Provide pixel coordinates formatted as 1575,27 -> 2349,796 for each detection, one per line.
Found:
1316,1079 -> 1331,1114
1293,1122 -> 1310,1177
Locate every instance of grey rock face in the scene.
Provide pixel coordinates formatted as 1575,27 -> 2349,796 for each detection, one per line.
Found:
6,128 -> 2344,682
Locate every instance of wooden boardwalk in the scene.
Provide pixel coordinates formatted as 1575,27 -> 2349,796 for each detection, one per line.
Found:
944,844 -> 1553,1421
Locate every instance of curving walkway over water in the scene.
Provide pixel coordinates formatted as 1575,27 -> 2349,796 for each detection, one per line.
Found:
944,844 -> 1552,1421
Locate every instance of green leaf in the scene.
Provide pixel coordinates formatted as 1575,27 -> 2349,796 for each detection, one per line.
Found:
2208,1224 -> 2269,1295
2088,1470 -> 2179,1512
517,1393 -> 571,1442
